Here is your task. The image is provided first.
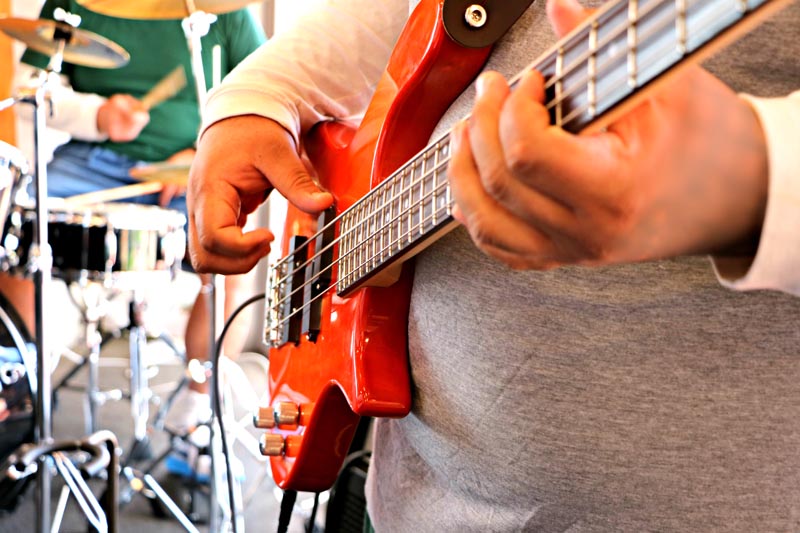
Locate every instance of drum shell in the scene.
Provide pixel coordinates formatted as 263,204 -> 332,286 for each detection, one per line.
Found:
3,203 -> 187,282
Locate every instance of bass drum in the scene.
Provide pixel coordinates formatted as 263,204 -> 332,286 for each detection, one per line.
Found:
0,291 -> 35,512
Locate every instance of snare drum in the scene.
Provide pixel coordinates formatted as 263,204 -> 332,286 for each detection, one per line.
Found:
3,202 -> 187,284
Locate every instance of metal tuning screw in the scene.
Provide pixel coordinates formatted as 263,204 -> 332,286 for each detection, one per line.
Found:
464,4 -> 488,28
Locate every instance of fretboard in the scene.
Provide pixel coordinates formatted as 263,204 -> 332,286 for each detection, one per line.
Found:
333,0 -> 783,294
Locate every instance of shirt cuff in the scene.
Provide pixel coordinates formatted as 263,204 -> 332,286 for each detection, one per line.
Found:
711,92 -> 800,295
53,92 -> 109,142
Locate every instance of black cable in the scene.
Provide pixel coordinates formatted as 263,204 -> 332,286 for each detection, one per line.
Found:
277,489 -> 298,533
211,291 -> 266,533
306,492 -> 320,533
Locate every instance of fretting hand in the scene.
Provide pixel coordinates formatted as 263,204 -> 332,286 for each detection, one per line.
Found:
447,0 -> 769,270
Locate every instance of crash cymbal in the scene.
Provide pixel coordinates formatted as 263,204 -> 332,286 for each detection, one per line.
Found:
0,17 -> 129,69
77,0 -> 256,20
129,162 -> 190,186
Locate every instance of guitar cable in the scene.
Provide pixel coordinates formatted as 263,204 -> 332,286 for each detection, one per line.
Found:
211,291 -> 266,533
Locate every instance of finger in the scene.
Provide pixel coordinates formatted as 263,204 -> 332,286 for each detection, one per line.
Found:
469,71 -> 575,230
479,241 -> 562,271
546,0 -> 592,37
189,216 -> 271,274
191,178 -> 272,258
252,128 -> 334,215
500,69 -> 620,208
449,121 -> 559,262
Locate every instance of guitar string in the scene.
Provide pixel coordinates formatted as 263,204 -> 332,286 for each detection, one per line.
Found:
269,0 -> 694,284
266,4 -> 752,327
540,0 -> 700,119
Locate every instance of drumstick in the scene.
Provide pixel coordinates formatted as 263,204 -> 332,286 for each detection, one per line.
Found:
63,182 -> 164,207
140,66 -> 187,110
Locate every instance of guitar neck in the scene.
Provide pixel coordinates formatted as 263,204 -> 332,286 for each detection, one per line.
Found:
332,0 -> 786,295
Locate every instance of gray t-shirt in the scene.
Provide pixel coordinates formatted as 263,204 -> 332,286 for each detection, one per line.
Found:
366,1 -> 800,531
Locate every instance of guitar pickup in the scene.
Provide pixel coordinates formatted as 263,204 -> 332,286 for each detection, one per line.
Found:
303,207 -> 336,342
282,235 -> 308,345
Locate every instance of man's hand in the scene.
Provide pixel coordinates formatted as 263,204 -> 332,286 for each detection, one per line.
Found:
96,94 -> 150,142
447,0 -> 769,270
187,115 -> 333,274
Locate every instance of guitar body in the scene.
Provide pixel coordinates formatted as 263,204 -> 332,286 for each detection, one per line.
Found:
267,0 -> 492,491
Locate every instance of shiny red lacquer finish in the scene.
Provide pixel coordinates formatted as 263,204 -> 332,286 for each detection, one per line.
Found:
267,0 -> 492,492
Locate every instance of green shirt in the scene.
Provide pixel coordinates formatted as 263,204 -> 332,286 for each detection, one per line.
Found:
22,0 -> 265,162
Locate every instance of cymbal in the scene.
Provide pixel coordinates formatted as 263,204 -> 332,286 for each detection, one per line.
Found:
0,17 -> 129,69
76,0 -> 256,20
129,162 -> 190,186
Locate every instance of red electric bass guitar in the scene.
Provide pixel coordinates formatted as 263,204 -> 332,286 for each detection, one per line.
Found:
257,0 -> 791,491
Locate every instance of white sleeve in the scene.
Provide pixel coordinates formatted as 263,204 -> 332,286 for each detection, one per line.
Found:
712,91 -> 800,295
201,0 -> 409,146
14,63 -> 109,142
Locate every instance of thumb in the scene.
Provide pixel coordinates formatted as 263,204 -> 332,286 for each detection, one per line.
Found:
546,0 -> 591,37
255,139 -> 333,214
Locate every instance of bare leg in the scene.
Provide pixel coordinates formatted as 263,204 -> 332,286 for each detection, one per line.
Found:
183,271 -> 256,394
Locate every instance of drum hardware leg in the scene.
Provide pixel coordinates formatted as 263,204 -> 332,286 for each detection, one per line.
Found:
52,451 -> 108,533
1,430 -> 119,533
7,30 -> 122,533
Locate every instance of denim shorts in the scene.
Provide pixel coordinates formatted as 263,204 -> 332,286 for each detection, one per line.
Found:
46,141 -> 187,216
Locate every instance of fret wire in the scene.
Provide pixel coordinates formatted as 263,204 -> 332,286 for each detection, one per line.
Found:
627,0 -> 639,89
432,141 -> 440,226
273,0 -> 755,299
340,213 -> 349,285
370,191 -> 378,269
588,20 -> 598,118
555,46 -> 565,126
381,179 -> 392,261
406,165 -> 413,244
419,153 -> 428,235
676,0 -> 688,54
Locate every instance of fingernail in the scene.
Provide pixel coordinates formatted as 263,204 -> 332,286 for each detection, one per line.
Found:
451,204 -> 464,224
476,73 -> 489,97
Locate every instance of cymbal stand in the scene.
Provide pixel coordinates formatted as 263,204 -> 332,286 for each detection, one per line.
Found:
181,0 -> 217,121
180,4 -> 230,530
14,32 -> 114,533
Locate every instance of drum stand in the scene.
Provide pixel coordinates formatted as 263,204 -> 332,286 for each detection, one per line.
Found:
0,38 -> 119,533
54,281 -> 204,533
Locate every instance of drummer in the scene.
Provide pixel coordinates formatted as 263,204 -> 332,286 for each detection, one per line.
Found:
0,0 -> 265,467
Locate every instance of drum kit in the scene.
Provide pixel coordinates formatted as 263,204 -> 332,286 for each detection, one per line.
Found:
0,0 -> 256,532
